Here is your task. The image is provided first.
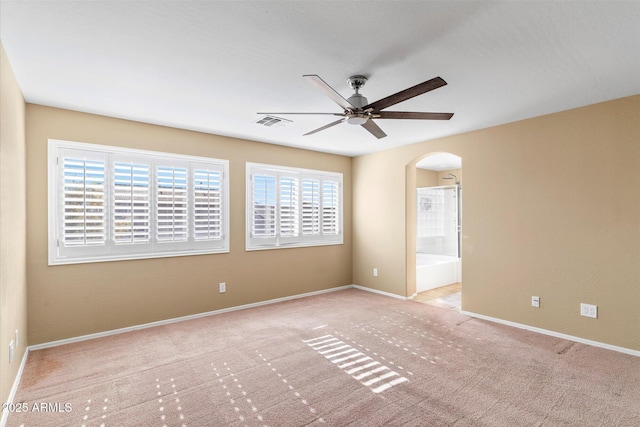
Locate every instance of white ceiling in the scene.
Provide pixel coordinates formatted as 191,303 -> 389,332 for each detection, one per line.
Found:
1,1 -> 638,157
416,153 -> 461,171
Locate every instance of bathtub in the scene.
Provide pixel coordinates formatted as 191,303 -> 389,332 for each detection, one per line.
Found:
416,253 -> 461,293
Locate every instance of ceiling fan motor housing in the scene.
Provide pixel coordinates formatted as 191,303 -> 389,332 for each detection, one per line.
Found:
346,93 -> 368,109
346,75 -> 369,124
346,93 -> 369,124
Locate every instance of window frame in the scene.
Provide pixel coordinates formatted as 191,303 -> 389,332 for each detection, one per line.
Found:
246,162 -> 343,251
48,139 -> 229,265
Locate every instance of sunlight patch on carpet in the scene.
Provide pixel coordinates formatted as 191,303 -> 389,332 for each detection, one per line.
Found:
155,377 -> 186,427
81,397 -> 108,427
211,362 -> 269,426
304,334 -> 409,394
255,351 -> 326,424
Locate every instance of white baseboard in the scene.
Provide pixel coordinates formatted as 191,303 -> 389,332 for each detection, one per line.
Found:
460,310 -> 640,358
1,347 -> 30,427
30,284 -> 410,351
29,285 -> 353,351
351,284 -> 409,300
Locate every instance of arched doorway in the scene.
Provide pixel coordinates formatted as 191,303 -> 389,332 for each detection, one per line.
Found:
408,152 -> 462,310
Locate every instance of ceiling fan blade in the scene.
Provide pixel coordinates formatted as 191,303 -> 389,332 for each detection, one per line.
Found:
303,118 -> 346,136
361,119 -> 387,139
303,74 -> 356,111
364,76 -> 447,112
257,112 -> 342,116
376,111 -> 454,120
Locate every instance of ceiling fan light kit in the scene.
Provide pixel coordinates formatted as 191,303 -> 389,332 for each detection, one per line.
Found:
346,113 -> 368,125
258,74 -> 454,139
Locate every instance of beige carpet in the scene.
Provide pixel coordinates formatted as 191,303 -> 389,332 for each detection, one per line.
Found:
6,289 -> 640,426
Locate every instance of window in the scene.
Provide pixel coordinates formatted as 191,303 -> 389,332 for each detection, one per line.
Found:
246,163 -> 343,250
48,140 -> 229,265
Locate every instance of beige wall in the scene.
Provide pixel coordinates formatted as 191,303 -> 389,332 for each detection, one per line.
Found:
354,95 -> 640,351
416,168 -> 437,187
26,105 -> 352,344
416,168 -> 462,188
437,168 -> 462,185
0,42 -> 28,405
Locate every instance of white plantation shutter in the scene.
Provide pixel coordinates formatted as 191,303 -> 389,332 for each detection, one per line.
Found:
250,173 -> 277,245
112,160 -> 150,244
49,140 -> 229,265
322,180 -> 340,236
193,168 -> 223,241
61,154 -> 106,254
247,163 -> 342,250
279,176 -> 299,238
301,178 -> 320,237
156,166 -> 188,242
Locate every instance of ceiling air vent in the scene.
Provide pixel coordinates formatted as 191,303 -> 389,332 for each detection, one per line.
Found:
255,115 -> 292,128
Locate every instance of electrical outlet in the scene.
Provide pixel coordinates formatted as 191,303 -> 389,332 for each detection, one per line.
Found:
373,268 -> 378,277
219,282 -> 226,293
9,340 -> 14,363
580,303 -> 597,318
531,296 -> 540,308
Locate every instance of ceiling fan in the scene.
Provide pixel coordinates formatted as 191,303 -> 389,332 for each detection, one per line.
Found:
258,74 -> 453,139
